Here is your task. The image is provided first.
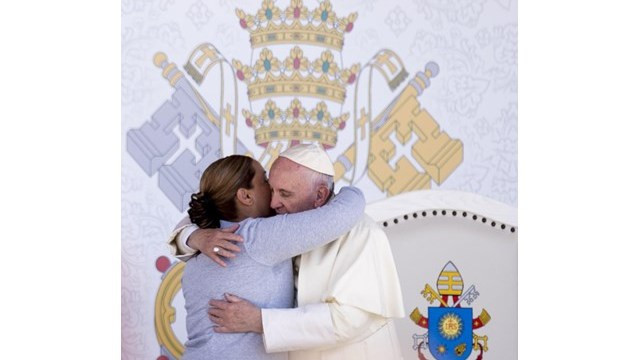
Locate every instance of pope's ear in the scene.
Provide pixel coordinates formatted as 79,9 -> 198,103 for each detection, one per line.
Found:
236,188 -> 254,206
313,185 -> 330,208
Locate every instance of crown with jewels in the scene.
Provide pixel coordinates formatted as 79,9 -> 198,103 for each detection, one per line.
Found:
235,0 -> 359,148
244,98 -> 349,148
233,46 -> 360,103
235,0 -> 358,50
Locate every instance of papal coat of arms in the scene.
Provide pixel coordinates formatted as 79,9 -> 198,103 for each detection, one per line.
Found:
410,261 -> 491,360
126,0 -> 463,213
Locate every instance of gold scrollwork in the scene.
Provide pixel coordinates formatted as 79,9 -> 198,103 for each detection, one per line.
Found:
154,262 -> 185,358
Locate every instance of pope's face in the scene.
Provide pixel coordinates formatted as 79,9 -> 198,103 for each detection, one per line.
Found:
268,157 -> 317,214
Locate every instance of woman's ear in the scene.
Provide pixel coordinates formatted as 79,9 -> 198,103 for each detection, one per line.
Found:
236,188 -> 254,206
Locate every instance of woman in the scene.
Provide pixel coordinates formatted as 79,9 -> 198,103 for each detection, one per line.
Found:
181,155 -> 364,360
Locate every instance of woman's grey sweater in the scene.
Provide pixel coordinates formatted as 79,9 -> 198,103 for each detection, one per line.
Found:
181,186 -> 365,360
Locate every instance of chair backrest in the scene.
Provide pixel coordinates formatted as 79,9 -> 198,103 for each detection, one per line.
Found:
367,190 -> 517,360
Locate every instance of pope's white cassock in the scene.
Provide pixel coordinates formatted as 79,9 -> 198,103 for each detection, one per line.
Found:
170,213 -> 405,359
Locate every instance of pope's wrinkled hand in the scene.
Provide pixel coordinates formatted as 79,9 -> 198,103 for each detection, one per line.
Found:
208,293 -> 263,334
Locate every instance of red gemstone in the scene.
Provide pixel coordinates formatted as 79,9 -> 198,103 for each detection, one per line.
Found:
245,118 -> 253,127
157,356 -> 169,360
155,256 -> 171,273
236,70 -> 244,81
291,140 -> 300,147
293,108 -> 300,118
294,7 -> 300,18
293,58 -> 300,69
240,19 -> 247,29
346,23 -> 353,32
339,121 -> 346,130
348,74 -> 356,84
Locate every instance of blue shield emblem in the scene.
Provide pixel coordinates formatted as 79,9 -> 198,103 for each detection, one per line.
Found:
428,307 -> 473,360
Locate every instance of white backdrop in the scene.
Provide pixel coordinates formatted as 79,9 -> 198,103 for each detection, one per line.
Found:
121,1 -> 517,358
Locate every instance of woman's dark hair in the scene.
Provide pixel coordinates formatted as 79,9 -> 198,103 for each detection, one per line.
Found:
188,155 -> 256,229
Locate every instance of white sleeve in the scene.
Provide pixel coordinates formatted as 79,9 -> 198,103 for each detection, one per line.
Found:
261,303 -> 336,353
167,222 -> 199,261
176,225 -> 198,254
261,302 -> 387,353
328,303 -> 387,342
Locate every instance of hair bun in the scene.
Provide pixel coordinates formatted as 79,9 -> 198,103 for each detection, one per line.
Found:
188,192 -> 221,229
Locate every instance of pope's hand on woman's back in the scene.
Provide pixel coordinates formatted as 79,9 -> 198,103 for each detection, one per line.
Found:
187,225 -> 244,267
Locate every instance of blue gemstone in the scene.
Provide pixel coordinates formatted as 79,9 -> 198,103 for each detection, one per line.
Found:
321,10 -> 328,22
322,61 -> 330,73
266,9 -> 273,20
268,109 -> 275,119
264,60 -> 271,71
317,111 -> 324,120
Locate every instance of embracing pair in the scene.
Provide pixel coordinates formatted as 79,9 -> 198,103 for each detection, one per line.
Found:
168,144 -> 405,360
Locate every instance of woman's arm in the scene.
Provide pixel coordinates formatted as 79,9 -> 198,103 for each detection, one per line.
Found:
242,186 -> 365,266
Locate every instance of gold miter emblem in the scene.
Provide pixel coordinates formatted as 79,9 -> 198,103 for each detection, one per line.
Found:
437,261 -> 464,296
